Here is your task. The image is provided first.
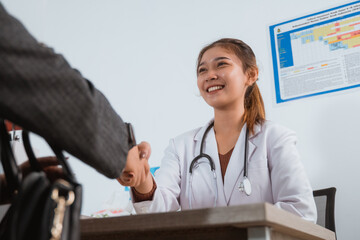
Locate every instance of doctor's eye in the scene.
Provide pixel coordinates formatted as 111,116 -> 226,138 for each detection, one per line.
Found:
198,67 -> 207,74
217,61 -> 228,67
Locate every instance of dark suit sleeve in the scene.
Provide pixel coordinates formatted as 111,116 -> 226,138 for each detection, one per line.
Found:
0,3 -> 131,178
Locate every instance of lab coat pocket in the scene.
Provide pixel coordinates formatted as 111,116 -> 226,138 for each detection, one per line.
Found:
248,156 -> 268,170
247,162 -> 271,202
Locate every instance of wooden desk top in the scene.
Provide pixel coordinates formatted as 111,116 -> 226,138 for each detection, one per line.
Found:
81,203 -> 335,240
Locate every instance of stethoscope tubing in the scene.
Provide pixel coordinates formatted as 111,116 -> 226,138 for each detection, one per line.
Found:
243,127 -> 249,178
188,121 -> 250,209
189,122 -> 215,173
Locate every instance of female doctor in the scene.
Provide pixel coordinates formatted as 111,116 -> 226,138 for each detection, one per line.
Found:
118,38 -> 317,222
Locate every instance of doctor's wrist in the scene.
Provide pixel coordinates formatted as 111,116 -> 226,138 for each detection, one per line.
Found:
134,173 -> 154,194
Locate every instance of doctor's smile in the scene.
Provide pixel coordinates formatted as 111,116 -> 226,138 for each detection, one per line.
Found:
207,85 -> 224,93
206,85 -> 225,93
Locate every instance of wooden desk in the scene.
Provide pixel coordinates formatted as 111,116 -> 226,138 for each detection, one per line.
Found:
81,203 -> 335,240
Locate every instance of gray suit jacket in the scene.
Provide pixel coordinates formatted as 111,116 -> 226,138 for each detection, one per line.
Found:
0,3 -> 131,178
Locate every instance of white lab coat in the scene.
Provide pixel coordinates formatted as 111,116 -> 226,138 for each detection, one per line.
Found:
132,120 -> 317,222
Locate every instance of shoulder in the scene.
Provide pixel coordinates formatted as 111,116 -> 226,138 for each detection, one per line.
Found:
171,120 -> 213,144
171,127 -> 201,145
162,127 -> 202,160
261,120 -> 295,135
253,120 -> 297,145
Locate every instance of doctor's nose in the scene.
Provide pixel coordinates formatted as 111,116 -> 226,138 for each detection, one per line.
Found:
205,70 -> 218,82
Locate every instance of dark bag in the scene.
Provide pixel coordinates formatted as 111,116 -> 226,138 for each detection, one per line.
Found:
0,119 -> 82,240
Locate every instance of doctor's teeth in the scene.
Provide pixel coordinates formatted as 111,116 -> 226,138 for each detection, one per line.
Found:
208,86 -> 223,92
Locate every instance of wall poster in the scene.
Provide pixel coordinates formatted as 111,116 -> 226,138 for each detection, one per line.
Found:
269,1 -> 360,103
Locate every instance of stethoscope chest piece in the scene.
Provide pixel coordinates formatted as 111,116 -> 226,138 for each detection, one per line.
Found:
239,177 -> 252,196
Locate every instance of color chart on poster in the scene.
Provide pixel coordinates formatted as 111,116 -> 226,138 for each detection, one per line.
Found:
269,1 -> 360,103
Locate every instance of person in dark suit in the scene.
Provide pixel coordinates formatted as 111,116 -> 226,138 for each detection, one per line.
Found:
0,2 -> 151,201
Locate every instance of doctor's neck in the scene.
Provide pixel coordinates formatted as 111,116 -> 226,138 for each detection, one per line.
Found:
213,106 -> 245,135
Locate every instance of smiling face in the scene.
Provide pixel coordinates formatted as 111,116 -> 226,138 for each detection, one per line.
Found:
197,46 -> 254,110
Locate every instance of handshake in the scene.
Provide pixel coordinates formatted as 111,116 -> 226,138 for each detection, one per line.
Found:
117,142 -> 154,194
0,143 -> 153,204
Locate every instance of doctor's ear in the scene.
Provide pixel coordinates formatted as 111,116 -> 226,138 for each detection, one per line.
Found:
246,67 -> 258,86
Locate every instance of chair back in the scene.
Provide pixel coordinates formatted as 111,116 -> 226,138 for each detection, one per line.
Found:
313,187 -> 336,233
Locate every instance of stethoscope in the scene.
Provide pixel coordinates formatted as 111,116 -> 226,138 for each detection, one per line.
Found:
188,121 -> 252,209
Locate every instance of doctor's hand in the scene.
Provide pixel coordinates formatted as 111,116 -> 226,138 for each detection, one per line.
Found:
117,142 -> 154,193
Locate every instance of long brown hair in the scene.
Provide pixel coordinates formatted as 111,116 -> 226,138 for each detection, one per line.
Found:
196,38 -> 265,134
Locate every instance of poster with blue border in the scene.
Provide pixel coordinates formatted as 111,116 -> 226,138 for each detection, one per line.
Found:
269,1 -> 360,103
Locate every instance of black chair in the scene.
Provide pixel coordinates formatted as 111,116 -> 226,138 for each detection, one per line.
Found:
313,187 -> 336,234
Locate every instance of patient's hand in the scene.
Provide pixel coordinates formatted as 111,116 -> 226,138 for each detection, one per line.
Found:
117,142 -> 153,193
20,156 -> 64,182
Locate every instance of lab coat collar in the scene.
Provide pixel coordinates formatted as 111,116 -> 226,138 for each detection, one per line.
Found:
249,123 -> 262,139
193,119 -> 226,205
194,119 -> 214,142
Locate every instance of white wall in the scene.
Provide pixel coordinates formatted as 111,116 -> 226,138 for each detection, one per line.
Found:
1,0 -> 359,239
